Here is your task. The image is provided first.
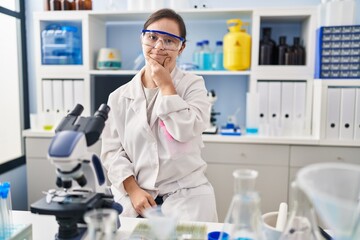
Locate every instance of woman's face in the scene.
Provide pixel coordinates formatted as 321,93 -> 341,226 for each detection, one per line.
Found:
142,18 -> 185,68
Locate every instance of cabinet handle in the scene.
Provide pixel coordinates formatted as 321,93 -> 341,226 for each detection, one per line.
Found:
240,153 -> 247,158
336,156 -> 344,161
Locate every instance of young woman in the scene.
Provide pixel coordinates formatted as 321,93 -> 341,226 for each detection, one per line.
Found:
101,8 -> 218,222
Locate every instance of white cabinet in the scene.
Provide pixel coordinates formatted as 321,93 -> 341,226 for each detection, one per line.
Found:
202,142 -> 289,222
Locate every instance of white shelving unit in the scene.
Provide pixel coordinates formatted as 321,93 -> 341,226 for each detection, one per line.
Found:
33,7 -> 321,138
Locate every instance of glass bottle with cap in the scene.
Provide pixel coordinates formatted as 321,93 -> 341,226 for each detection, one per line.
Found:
221,169 -> 265,240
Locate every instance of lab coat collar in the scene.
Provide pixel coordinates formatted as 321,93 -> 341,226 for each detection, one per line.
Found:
121,66 -> 184,128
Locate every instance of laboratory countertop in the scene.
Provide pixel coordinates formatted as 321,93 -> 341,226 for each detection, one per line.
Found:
23,129 -> 360,147
12,210 -> 223,239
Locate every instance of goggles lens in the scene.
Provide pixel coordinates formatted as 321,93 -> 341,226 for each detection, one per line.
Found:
141,30 -> 184,51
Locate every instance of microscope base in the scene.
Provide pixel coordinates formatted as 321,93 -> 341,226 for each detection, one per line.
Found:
30,192 -> 117,240
203,126 -> 218,134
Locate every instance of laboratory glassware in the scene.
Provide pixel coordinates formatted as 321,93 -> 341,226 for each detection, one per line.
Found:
259,27 -> 276,65
143,206 -> 178,240
221,169 -> 265,240
84,208 -> 118,240
213,40 -> 225,70
280,181 -> 322,240
200,40 -> 212,70
297,162 -> 360,240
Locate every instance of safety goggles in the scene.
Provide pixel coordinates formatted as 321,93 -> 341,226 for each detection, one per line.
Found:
141,29 -> 185,51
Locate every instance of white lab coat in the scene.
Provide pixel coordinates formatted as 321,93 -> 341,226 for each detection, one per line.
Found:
101,67 -> 217,221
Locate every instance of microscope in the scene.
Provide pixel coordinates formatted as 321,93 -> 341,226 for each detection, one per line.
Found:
203,90 -> 220,134
30,104 -> 122,240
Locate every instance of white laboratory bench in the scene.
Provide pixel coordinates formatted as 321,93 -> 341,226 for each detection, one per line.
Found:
23,129 -> 360,221
12,210 -> 223,239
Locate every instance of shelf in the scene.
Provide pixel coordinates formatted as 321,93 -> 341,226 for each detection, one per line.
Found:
89,69 -> 251,76
89,8 -> 253,22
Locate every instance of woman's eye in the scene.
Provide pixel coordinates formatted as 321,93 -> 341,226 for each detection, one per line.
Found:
164,38 -> 174,44
149,35 -> 158,41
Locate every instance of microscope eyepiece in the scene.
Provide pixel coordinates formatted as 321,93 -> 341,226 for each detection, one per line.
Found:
69,104 -> 84,117
94,104 -> 110,121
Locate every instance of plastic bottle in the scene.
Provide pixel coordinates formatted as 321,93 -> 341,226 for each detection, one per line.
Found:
259,27 -> 276,65
223,19 -> 251,71
199,40 -> 212,70
277,36 -> 289,65
222,169 -> 265,240
280,182 -> 322,240
192,41 -> 203,70
291,37 -> 305,65
212,40 -> 225,70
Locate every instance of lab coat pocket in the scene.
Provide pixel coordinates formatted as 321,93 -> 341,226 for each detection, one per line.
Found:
158,120 -> 192,158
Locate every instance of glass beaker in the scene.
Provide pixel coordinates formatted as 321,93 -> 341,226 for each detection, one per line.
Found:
84,208 -> 118,240
222,169 -> 265,240
280,182 -> 322,240
143,206 -> 178,240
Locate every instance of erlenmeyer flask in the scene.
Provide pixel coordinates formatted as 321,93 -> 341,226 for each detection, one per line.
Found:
221,169 -> 265,240
280,182 -> 322,240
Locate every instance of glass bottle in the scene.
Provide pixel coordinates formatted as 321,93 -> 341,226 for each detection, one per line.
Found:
212,40 -> 225,70
259,27 -> 276,65
193,41 -> 203,70
76,0 -> 92,10
200,40 -> 212,70
291,37 -> 305,65
280,182 -> 322,240
277,36 -> 288,65
50,0 -> 62,10
221,169 -> 265,240
63,0 -> 76,10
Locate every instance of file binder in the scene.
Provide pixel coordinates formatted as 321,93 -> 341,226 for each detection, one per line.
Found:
355,88 -> 360,140
268,81 -> 281,136
339,88 -> 356,140
280,82 -> 294,136
326,87 -> 341,139
63,80 -> 74,113
42,80 -> 53,112
73,80 -> 84,107
52,80 -> 64,114
293,82 -> 307,136
257,81 -> 269,135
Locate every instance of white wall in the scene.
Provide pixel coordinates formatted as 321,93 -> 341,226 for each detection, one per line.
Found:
25,0 -> 360,113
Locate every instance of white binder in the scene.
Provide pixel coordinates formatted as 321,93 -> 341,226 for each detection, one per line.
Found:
52,80 -> 64,114
268,81 -> 281,136
355,88 -> 360,140
63,80 -> 74,113
339,88 -> 356,140
257,81 -> 269,135
293,82 -> 307,136
42,80 -> 53,113
326,87 -> 341,139
73,80 -> 84,107
280,82 -> 294,136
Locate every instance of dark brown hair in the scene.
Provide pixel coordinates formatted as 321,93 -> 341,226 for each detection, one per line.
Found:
143,8 -> 187,42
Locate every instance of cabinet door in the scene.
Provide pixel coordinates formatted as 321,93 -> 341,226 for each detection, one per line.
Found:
206,163 -> 288,222
290,145 -> 360,167
202,142 -> 289,166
